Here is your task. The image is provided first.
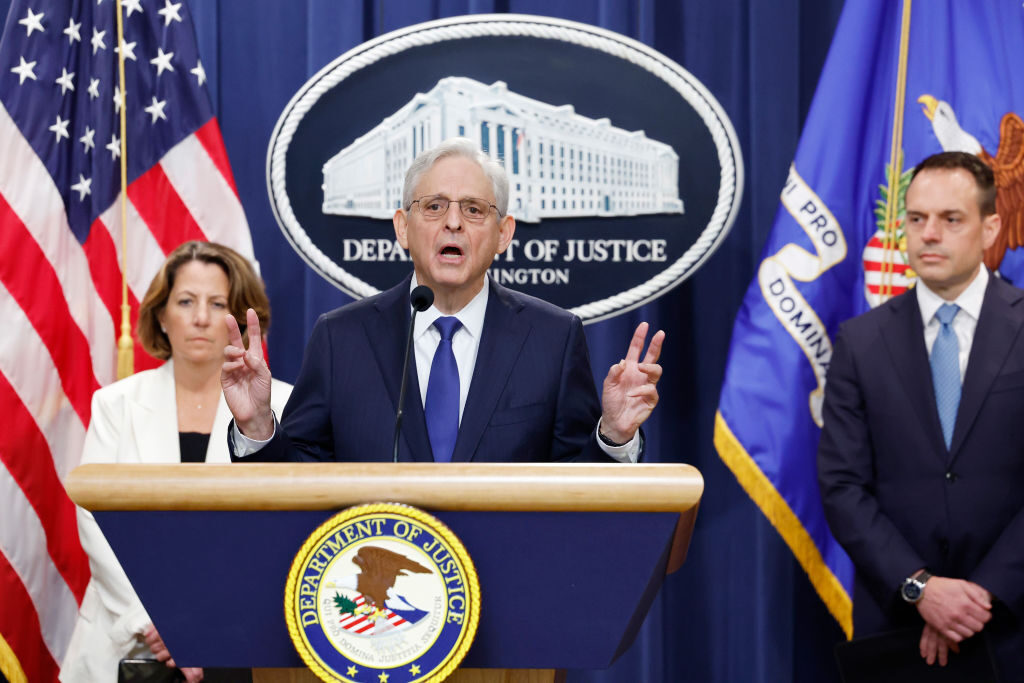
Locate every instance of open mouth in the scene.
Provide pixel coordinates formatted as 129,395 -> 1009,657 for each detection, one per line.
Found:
439,245 -> 464,260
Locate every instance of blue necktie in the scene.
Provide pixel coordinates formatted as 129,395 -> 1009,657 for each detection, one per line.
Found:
424,316 -> 462,462
930,303 -> 961,449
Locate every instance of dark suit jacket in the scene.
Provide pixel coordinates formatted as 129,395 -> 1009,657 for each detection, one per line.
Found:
232,275 -> 615,463
818,274 -> 1024,675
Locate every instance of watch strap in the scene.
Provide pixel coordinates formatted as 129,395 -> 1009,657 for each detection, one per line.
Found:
598,429 -> 629,447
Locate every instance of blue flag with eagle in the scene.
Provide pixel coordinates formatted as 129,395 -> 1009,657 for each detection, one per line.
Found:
715,0 -> 1024,638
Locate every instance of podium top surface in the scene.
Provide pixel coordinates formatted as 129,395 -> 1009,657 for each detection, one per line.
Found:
66,462 -> 703,513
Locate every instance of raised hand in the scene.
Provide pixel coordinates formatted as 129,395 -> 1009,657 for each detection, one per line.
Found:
222,308 -> 274,440
916,576 -> 992,643
600,322 -> 665,444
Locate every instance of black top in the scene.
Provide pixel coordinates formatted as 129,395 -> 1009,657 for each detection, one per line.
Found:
179,431 -> 210,463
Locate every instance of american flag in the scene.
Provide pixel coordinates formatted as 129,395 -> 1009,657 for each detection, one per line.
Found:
0,0 -> 252,680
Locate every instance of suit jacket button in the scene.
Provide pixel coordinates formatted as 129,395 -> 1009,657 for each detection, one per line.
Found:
945,471 -> 957,483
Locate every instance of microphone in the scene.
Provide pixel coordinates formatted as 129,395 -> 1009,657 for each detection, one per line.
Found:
393,285 -> 434,462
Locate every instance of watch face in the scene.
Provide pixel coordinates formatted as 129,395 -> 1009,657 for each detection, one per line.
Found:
903,581 -> 922,601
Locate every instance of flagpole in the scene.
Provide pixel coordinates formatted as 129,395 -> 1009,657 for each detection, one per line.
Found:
114,0 -> 133,379
881,0 -> 913,302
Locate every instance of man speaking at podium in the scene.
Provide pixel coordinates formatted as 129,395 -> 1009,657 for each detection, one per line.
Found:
222,138 -> 664,464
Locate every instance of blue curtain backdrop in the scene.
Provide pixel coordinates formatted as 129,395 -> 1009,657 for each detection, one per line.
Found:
0,0 -> 847,680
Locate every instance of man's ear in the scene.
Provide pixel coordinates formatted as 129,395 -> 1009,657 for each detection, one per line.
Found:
496,214 -> 516,254
394,209 -> 409,249
981,212 -> 1001,251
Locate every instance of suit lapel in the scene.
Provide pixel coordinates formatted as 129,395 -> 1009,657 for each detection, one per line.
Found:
451,280 -> 529,462
129,362 -> 180,463
949,278 -> 1024,461
366,276 -> 432,462
207,395 -> 233,463
880,292 -> 948,457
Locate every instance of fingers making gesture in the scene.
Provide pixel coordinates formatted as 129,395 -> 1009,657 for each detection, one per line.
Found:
600,322 -> 665,444
222,308 -> 275,440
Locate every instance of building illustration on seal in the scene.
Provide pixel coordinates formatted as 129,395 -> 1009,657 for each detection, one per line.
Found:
322,76 -> 684,223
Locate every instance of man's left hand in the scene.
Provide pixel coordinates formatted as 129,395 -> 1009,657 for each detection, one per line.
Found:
916,576 -> 992,642
600,322 -> 665,443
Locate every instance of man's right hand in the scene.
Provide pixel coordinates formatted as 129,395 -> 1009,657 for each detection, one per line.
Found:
916,576 -> 992,643
919,623 -> 959,666
222,308 -> 274,440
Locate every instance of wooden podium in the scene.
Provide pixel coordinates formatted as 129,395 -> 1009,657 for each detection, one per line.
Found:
66,462 -> 703,682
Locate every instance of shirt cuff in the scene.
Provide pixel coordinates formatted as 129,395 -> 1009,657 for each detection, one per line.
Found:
232,414 -> 277,457
595,418 -> 641,463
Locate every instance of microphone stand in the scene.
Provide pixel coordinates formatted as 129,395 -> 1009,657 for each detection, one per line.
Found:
393,286 -> 433,462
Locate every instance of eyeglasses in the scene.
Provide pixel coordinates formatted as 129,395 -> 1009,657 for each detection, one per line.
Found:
409,195 -> 501,222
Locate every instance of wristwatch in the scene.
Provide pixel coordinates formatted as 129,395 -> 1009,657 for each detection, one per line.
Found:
901,570 -> 933,603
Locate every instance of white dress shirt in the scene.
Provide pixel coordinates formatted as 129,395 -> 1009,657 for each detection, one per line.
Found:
408,276 -> 639,463
236,275 -> 639,462
915,266 -> 988,383
413,275 -> 489,423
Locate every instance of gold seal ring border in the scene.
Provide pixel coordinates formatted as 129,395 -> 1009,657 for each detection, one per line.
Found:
284,502 -> 481,683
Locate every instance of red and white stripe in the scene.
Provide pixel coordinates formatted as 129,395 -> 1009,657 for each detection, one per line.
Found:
338,595 -> 412,636
0,103 -> 252,682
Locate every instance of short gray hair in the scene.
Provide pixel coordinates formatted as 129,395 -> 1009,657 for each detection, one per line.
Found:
402,137 -> 509,217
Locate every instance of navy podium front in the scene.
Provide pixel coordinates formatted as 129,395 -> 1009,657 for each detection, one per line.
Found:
66,462 -> 703,676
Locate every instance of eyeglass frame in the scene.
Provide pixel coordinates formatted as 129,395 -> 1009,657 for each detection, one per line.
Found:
407,195 -> 503,221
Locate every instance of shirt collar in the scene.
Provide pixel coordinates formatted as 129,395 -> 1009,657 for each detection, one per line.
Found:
410,274 -> 489,341
916,266 -> 988,326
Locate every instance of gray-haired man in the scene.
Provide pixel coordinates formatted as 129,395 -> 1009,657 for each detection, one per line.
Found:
222,138 -> 664,464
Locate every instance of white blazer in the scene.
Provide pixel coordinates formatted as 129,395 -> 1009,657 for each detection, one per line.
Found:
60,361 -> 292,682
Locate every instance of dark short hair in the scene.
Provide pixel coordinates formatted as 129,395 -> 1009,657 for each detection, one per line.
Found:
137,241 -> 270,359
911,151 -> 997,216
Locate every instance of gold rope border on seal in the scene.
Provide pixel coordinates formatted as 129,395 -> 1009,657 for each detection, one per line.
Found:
284,503 -> 482,683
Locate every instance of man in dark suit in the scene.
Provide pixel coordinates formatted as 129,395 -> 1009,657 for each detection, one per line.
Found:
818,151 -> 1024,679
222,138 -> 663,464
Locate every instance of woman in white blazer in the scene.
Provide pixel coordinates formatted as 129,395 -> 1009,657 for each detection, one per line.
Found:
60,242 -> 292,683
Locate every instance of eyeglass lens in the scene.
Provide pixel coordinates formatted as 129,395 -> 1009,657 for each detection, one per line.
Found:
417,196 -> 493,220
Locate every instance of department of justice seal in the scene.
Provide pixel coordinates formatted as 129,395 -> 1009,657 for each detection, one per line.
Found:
285,504 -> 480,682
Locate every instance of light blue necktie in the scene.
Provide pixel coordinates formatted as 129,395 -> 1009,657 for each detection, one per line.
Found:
930,303 -> 961,449
424,316 -> 462,462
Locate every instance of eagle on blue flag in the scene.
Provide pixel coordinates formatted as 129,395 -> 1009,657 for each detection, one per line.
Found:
917,98 -> 1024,271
